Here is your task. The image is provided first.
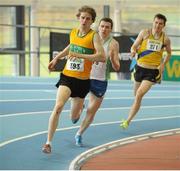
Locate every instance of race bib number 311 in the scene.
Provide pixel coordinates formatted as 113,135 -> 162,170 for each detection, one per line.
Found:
66,59 -> 84,71
147,39 -> 162,52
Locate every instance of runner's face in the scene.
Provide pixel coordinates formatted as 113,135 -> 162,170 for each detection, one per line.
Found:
79,12 -> 93,28
98,21 -> 112,38
153,17 -> 165,33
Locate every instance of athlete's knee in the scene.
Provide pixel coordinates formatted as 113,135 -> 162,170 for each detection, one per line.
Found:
134,92 -> 144,105
54,101 -> 64,114
136,89 -> 146,98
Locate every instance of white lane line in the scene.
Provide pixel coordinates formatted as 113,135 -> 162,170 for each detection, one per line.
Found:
0,115 -> 180,148
0,82 -> 55,85
69,128 -> 180,170
1,82 -> 179,87
0,111 -> 52,117
0,89 -> 179,92
0,98 -> 55,102
0,104 -> 180,118
0,89 -> 56,92
0,96 -> 180,102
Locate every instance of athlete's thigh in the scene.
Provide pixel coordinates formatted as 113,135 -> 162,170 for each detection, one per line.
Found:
134,81 -> 141,96
137,80 -> 154,96
55,85 -> 71,105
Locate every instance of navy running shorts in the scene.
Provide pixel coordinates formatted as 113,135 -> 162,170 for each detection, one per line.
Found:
90,79 -> 108,98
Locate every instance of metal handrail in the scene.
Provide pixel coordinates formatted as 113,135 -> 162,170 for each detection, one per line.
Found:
0,23 -> 180,37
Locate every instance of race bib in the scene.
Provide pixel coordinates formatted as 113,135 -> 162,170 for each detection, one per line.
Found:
147,39 -> 162,52
66,58 -> 84,71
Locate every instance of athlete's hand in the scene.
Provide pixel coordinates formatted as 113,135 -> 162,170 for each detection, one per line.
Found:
69,51 -> 79,57
48,58 -> 58,71
131,50 -> 136,57
68,51 -> 80,60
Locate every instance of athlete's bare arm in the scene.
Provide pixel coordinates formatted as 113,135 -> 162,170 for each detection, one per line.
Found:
158,36 -> 171,73
109,39 -> 120,71
48,45 -> 70,71
130,29 -> 148,57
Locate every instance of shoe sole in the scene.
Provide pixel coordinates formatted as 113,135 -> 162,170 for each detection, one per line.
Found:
76,143 -> 83,147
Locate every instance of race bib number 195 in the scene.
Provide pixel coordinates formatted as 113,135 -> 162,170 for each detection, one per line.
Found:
66,58 -> 84,71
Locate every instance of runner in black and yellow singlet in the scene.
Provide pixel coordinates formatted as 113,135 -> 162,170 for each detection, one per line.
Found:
120,13 -> 171,129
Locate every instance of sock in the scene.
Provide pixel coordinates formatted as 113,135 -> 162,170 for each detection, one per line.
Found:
76,132 -> 81,136
46,141 -> 52,145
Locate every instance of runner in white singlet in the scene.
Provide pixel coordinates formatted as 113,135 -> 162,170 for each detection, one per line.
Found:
75,17 -> 120,146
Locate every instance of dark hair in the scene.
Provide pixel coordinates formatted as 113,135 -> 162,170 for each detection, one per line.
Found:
76,6 -> 96,22
154,13 -> 167,25
99,17 -> 113,29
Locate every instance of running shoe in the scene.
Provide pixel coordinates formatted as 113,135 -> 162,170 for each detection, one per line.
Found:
72,117 -> 80,124
75,134 -> 83,147
120,120 -> 129,129
42,144 -> 51,154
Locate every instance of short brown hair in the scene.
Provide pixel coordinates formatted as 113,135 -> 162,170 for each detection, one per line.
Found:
154,13 -> 167,25
76,6 -> 96,22
99,17 -> 113,29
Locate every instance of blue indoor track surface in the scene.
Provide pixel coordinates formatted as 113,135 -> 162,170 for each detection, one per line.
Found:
0,76 -> 180,170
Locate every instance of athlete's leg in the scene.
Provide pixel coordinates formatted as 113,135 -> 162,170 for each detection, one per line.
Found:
126,80 -> 154,124
75,93 -> 103,146
77,92 -> 103,135
42,85 -> 71,153
70,97 -> 85,123
134,81 -> 141,96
